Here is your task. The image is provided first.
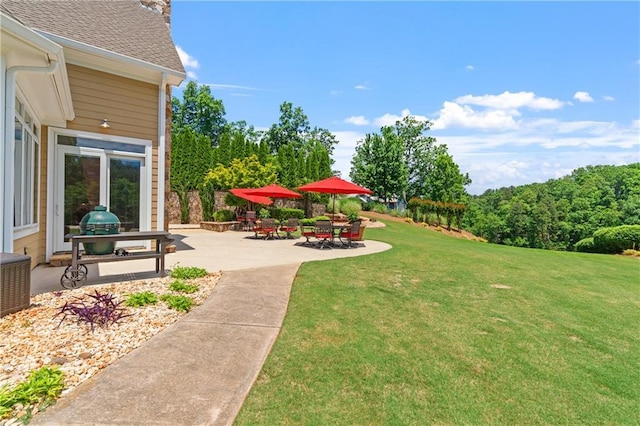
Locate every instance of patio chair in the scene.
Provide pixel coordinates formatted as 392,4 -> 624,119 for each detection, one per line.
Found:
244,211 -> 257,231
338,220 -> 362,248
235,209 -> 246,231
254,218 -> 277,240
300,222 -> 316,245
314,220 -> 334,249
279,218 -> 300,239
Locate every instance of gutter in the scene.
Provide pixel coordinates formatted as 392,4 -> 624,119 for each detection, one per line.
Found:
3,60 -> 58,252
157,73 -> 167,231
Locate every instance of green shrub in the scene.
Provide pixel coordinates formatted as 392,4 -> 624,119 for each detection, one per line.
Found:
160,294 -> 194,312
593,225 -> 640,254
326,201 -> 340,214
258,208 -> 270,219
170,266 -> 208,280
125,291 -> 158,307
575,237 -> 597,253
361,201 -> 373,211
372,203 -> 387,214
169,279 -> 199,294
271,208 -> 304,221
212,209 -> 236,222
341,197 -> 362,205
340,200 -> 362,222
0,367 -> 64,419
301,216 -> 331,226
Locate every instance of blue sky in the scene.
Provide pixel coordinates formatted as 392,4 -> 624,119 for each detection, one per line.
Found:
171,1 -> 639,195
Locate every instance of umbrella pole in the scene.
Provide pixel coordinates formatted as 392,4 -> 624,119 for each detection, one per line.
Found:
332,193 -> 336,224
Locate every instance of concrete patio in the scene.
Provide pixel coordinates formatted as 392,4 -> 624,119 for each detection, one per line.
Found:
29,227 -> 391,425
32,227 -> 391,296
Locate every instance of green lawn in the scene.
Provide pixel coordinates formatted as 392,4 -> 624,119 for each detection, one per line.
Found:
236,219 -> 640,425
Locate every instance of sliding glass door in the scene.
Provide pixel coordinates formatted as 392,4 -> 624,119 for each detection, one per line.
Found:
55,146 -> 145,252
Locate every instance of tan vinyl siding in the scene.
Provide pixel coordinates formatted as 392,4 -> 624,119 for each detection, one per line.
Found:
65,64 -> 160,232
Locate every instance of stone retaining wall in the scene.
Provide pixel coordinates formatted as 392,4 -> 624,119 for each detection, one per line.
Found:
168,190 -> 326,225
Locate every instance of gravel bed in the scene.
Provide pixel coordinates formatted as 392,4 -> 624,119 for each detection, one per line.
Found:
0,272 -> 221,422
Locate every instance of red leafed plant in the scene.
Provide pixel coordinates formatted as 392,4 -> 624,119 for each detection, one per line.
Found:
56,290 -> 129,331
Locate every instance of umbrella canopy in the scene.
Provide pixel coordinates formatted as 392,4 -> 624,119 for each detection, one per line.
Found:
243,183 -> 302,199
298,176 -> 372,195
229,188 -> 273,206
298,177 -> 372,221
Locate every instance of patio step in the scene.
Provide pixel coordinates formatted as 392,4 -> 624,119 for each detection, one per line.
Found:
50,253 -> 72,267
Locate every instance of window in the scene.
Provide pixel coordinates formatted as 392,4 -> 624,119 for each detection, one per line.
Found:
14,96 -> 40,233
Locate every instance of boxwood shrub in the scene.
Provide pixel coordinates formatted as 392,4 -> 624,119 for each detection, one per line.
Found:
592,225 -> 640,254
271,208 -> 305,221
301,216 -> 331,226
575,237 -> 597,253
212,209 -> 236,222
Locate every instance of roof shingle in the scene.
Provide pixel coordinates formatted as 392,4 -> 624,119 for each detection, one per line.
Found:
2,0 -> 185,74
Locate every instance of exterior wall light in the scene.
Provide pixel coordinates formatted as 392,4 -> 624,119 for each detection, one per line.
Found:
100,118 -> 110,129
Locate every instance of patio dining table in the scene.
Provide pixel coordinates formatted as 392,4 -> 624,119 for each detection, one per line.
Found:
330,223 -> 352,246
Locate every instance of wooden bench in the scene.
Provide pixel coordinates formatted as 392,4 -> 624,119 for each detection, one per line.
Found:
60,231 -> 174,289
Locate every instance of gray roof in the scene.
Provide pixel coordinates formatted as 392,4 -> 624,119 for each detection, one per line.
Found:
2,0 -> 185,74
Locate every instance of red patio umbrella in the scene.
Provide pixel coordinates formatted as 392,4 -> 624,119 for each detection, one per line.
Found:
298,176 -> 372,219
229,188 -> 273,206
243,183 -> 302,199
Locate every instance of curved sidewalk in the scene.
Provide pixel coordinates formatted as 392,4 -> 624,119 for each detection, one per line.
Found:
32,230 -> 391,425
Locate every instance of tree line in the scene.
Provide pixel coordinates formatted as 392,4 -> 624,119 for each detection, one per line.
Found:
463,164 -> 640,250
349,117 -> 471,205
170,81 -> 472,222
170,82 -> 334,222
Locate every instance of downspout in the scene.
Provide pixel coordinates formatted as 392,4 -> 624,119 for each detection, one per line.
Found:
3,60 -> 58,253
156,73 -> 167,230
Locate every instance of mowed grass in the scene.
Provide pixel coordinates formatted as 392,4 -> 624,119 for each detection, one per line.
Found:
236,219 -> 640,425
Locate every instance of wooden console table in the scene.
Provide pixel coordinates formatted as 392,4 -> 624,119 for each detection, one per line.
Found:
60,231 -> 174,289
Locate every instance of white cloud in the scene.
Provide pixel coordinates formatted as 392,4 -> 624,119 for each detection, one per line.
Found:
344,116 -> 370,126
454,149 -> 639,195
186,70 -> 198,80
328,117 -> 639,194
573,91 -> 594,103
205,83 -> 263,91
455,91 -> 564,110
373,109 -> 428,127
330,90 -> 342,96
331,130 -> 366,178
432,102 -> 519,131
176,45 -> 199,70
354,84 -> 371,90
466,65 -> 475,70
603,95 -> 615,101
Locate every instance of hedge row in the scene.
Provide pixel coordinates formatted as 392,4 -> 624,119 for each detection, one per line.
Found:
576,225 -> 640,254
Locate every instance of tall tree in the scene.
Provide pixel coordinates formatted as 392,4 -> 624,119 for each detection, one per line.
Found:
170,128 -> 212,223
263,101 -> 338,157
393,116 -> 443,199
264,102 -> 310,154
350,128 -> 408,203
425,152 -> 472,203
172,81 -> 227,146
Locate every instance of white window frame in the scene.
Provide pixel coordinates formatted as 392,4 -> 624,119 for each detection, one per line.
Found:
13,93 -> 41,239
46,128 -> 153,257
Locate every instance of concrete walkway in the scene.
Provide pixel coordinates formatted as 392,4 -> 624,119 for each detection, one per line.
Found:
31,229 -> 391,425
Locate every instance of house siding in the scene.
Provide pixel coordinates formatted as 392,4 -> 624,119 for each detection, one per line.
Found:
14,64 -> 161,267
65,64 -> 160,236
